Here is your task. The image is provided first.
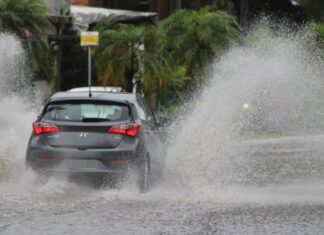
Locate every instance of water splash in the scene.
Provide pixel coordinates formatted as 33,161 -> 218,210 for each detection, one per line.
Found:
0,34 -> 37,182
162,22 -> 324,195
0,34 -> 33,96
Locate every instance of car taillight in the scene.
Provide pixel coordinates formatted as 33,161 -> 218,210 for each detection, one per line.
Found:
108,123 -> 141,137
33,121 -> 59,135
38,156 -> 54,161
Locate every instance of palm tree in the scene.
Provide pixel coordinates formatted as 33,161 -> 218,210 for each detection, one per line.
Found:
0,0 -> 51,79
161,8 -> 239,87
95,23 -> 186,94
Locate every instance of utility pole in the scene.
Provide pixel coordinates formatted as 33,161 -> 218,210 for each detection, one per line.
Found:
80,31 -> 99,97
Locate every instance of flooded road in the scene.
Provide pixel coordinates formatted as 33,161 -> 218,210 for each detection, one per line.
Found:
1,136 -> 324,234
3,198 -> 324,235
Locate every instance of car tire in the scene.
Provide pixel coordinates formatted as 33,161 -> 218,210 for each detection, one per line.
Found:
138,155 -> 150,193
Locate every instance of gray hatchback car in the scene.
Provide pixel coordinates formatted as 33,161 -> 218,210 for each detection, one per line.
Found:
25,87 -> 170,192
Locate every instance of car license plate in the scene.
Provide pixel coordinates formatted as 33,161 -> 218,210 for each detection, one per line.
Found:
63,159 -> 99,170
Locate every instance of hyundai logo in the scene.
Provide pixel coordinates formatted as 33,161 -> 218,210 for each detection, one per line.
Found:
79,132 -> 88,138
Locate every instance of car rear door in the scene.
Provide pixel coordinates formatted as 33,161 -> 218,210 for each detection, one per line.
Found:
135,96 -> 161,155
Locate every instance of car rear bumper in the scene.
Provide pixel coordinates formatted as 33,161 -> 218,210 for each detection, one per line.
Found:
26,146 -> 137,174
48,168 -> 127,174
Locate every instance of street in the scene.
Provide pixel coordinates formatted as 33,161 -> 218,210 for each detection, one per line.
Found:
1,135 -> 324,234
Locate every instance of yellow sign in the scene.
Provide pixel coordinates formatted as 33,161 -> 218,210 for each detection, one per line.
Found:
80,31 -> 99,46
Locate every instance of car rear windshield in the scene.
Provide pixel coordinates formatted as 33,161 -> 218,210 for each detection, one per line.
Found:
43,101 -> 129,122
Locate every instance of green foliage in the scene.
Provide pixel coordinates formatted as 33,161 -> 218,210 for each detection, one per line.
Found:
306,22 -> 324,54
95,8 -> 239,109
161,8 -> 239,86
95,22 -> 187,98
0,0 -> 51,80
311,23 -> 324,41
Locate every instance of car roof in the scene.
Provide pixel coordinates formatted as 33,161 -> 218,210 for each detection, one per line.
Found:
49,90 -> 138,103
69,86 -> 125,93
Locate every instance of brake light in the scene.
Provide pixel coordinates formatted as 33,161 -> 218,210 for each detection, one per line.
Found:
33,121 -> 59,135
108,123 -> 141,137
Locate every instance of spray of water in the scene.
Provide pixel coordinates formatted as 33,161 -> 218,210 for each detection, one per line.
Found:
0,34 -> 37,183
0,34 -> 83,198
160,21 -> 324,201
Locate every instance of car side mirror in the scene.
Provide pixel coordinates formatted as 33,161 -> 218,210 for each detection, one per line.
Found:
158,117 -> 172,127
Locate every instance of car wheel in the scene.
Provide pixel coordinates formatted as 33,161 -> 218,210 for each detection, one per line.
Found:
138,156 -> 150,193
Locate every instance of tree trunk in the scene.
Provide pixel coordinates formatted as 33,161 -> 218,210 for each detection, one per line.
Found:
240,0 -> 249,26
156,0 -> 170,20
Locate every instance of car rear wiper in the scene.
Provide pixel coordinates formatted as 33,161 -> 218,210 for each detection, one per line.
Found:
82,118 -> 111,122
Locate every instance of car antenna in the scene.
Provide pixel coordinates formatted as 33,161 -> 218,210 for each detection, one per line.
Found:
88,84 -> 92,98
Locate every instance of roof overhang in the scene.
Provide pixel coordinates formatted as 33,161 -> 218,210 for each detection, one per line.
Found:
71,5 -> 158,32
